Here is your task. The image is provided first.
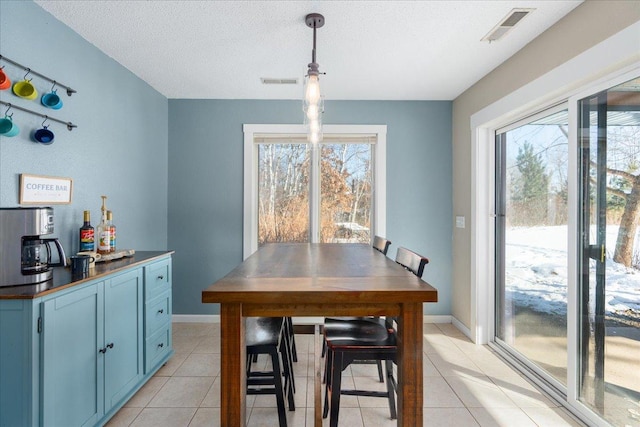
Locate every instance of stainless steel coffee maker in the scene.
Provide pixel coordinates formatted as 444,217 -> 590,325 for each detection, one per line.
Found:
0,207 -> 67,287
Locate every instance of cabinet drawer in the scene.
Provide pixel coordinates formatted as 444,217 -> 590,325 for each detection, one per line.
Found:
146,292 -> 170,336
145,259 -> 171,302
145,326 -> 171,373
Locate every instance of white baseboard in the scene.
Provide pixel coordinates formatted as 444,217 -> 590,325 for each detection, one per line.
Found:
172,314 -> 219,323
423,315 -> 451,324
173,314 -> 456,325
451,316 -> 472,340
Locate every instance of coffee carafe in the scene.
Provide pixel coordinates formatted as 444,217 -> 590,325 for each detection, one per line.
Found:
0,207 -> 67,287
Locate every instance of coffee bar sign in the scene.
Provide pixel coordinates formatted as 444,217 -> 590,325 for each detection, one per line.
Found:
20,174 -> 73,204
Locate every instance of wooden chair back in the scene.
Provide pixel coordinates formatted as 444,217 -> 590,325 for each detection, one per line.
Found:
372,235 -> 391,255
395,247 -> 429,278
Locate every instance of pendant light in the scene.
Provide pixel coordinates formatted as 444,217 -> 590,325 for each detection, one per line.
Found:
303,13 -> 325,144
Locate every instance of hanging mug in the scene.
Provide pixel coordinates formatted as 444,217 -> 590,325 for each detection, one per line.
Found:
33,125 -> 54,144
0,67 -> 10,91
0,115 -> 19,137
41,89 -> 63,110
13,79 -> 37,100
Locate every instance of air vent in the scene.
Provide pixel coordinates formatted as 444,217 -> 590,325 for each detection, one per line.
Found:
481,8 -> 534,42
261,78 -> 299,85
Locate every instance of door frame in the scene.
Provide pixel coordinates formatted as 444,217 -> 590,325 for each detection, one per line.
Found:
469,26 -> 640,425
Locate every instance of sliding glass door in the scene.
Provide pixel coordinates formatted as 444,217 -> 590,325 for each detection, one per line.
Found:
495,106 -> 570,386
578,77 -> 640,426
494,75 -> 640,426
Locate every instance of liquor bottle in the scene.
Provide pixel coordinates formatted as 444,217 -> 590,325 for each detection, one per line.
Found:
97,196 -> 111,255
79,210 -> 95,251
107,210 -> 116,253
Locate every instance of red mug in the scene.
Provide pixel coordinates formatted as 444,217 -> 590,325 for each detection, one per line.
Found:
0,68 -> 10,91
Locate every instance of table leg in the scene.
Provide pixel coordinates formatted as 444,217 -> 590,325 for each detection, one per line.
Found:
220,303 -> 246,426
397,302 -> 423,426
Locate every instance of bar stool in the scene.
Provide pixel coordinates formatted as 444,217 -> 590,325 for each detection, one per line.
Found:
246,317 -> 295,427
285,316 -> 298,363
323,246 -> 429,427
322,236 -> 392,382
250,316 -> 297,392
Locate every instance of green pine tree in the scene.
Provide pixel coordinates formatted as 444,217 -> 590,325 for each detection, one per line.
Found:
511,141 -> 549,225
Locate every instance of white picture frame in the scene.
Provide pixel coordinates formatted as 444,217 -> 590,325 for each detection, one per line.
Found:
19,174 -> 73,204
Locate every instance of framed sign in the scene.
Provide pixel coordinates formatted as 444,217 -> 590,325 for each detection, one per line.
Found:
19,174 -> 73,205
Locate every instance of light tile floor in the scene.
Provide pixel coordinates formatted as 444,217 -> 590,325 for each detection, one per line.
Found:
106,322 -> 584,427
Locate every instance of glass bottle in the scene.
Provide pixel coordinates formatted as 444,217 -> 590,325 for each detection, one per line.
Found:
107,210 -> 116,253
97,196 -> 111,255
79,210 -> 95,251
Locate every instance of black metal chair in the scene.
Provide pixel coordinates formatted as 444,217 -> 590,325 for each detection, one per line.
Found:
322,246 -> 429,427
246,317 -> 296,427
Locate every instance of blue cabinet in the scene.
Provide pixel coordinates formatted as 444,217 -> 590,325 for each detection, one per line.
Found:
104,269 -> 144,410
42,283 -> 104,427
0,300 -> 40,427
0,253 -> 172,427
42,269 -> 143,426
143,258 -> 172,374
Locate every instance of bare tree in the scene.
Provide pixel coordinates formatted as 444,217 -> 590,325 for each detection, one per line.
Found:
258,142 -> 372,245
609,167 -> 640,267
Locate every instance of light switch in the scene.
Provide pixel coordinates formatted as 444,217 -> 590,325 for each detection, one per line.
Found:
456,216 -> 465,229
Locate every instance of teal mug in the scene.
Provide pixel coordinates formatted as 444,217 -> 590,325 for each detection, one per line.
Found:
0,116 -> 19,137
41,89 -> 63,109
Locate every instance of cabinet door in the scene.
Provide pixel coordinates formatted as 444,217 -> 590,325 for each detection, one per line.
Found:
104,269 -> 143,411
0,300 -> 38,427
42,284 -> 103,427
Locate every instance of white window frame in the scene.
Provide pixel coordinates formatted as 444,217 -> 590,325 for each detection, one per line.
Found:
243,124 -> 387,260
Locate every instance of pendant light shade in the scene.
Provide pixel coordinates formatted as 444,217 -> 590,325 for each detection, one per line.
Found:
303,13 -> 325,144
305,75 -> 321,105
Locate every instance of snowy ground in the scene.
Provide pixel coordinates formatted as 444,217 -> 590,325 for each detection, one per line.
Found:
505,225 -> 640,318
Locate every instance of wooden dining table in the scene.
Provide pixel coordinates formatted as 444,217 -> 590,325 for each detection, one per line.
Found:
201,243 -> 438,426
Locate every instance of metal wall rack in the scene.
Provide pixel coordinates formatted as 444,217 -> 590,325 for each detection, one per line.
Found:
1,101 -> 77,131
0,55 -> 76,96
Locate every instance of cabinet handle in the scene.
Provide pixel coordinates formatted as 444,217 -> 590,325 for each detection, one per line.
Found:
158,343 -> 164,348
99,343 -> 114,354
157,275 -> 164,280
158,309 -> 164,314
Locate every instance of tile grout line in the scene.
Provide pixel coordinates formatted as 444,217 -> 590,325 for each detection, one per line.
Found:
113,324 -> 581,427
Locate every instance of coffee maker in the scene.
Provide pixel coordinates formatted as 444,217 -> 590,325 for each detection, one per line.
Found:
0,207 -> 67,287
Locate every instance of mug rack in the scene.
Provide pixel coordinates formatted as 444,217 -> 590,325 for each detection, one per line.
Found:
1,101 -> 77,131
0,55 -> 76,96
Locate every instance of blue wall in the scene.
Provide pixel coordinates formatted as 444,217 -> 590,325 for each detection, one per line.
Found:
1,1 -> 453,317
0,1 -> 169,254
168,100 -> 452,315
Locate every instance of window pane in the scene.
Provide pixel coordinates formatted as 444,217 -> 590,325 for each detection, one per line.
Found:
495,108 -> 569,385
578,77 -> 640,425
320,143 -> 372,243
258,144 -> 310,244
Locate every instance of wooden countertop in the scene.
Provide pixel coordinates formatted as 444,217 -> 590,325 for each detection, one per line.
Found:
0,251 -> 174,300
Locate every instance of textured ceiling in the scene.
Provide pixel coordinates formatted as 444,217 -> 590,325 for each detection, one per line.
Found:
34,0 -> 583,100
